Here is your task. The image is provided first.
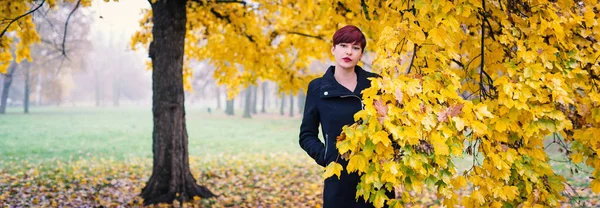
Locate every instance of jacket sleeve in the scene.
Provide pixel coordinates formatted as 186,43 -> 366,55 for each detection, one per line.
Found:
299,80 -> 326,167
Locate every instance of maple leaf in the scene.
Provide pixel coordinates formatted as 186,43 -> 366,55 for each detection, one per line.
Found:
323,162 -> 343,179
415,140 -> 434,155
394,89 -> 404,105
374,97 -> 388,124
437,103 -> 465,122
336,132 -> 346,142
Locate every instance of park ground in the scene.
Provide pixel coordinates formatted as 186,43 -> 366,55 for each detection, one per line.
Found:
0,107 -> 598,207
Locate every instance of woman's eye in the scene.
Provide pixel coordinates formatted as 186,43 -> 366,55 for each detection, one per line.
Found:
353,47 -> 360,50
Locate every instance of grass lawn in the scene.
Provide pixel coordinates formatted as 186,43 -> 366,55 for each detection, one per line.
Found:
0,106 -> 598,207
0,106 -> 307,163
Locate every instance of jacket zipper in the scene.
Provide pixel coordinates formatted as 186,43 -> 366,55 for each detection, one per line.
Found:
323,94 -> 363,161
324,134 -> 328,160
340,94 -> 365,110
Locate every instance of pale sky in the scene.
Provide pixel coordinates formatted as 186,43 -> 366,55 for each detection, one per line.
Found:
89,0 -> 150,53
91,0 -> 150,34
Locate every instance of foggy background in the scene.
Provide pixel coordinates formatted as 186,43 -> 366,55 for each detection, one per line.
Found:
0,0 -> 377,114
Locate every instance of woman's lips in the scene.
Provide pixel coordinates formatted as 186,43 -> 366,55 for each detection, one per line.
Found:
343,58 -> 352,62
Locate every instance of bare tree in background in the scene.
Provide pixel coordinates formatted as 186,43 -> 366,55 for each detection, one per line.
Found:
243,86 -> 252,118
250,85 -> 256,114
261,82 -> 267,113
225,88 -> 234,115
23,61 -> 31,113
29,1 -> 92,107
215,85 -> 221,109
0,62 -> 17,114
289,93 -> 294,117
297,91 -> 305,114
225,98 -> 234,115
280,92 -> 285,116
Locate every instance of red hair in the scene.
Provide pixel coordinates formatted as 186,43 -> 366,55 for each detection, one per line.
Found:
332,25 -> 366,52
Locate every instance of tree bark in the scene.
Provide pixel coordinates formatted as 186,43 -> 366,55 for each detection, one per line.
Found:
35,71 -> 43,106
243,86 -> 252,118
280,93 -> 285,116
24,61 -> 30,114
216,85 -> 221,109
251,85 -> 257,114
238,90 -> 244,108
225,98 -> 234,115
297,91 -> 305,114
289,94 -> 294,117
141,0 -> 215,205
0,75 -> 3,99
0,61 -> 17,114
261,82 -> 267,113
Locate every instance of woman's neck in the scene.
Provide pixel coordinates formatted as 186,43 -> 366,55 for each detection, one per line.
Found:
334,65 -> 356,80
334,65 -> 357,93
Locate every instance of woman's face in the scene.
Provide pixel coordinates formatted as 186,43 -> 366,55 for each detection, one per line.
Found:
331,42 -> 363,70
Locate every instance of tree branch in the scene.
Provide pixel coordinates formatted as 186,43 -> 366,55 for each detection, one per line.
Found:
480,0 -> 487,99
360,0 -> 371,20
0,0 -> 46,39
209,8 -> 256,43
451,58 -> 464,68
480,10 -> 497,41
406,44 -> 417,74
464,53 -> 481,73
285,31 -> 325,40
190,0 -> 247,6
62,0 -> 82,58
209,8 -> 232,24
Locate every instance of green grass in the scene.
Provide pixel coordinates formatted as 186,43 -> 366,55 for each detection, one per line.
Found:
1,106 -> 599,206
0,106 -> 306,164
0,106 -> 592,177
0,106 -> 579,172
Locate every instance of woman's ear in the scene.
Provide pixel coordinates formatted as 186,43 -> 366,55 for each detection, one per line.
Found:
331,46 -> 335,54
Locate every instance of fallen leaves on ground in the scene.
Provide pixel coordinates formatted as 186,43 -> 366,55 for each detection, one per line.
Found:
0,154 -> 598,207
0,153 -> 322,207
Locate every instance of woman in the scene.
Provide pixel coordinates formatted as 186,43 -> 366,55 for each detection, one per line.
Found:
299,25 -> 394,207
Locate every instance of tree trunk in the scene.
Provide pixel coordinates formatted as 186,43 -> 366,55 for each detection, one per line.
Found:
289,94 -> 294,117
0,75 -> 3,99
225,98 -> 234,115
261,82 -> 267,113
243,86 -> 252,118
280,93 -> 285,116
141,1 -> 215,205
24,61 -> 30,114
297,91 -> 305,114
216,85 -> 221,109
0,62 -> 17,114
35,71 -> 42,106
251,85 -> 257,114
238,91 -> 244,108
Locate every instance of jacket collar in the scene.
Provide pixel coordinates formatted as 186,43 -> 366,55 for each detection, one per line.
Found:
320,65 -> 369,98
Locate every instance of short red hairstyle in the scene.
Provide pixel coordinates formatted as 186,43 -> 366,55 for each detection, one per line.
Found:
332,25 -> 366,52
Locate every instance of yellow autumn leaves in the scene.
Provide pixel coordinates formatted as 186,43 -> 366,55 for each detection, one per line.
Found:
1,154 -> 325,207
1,0 -> 118,74
0,1 -> 40,73
130,0 -> 333,96
321,0 -> 600,207
4,0 -> 600,206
